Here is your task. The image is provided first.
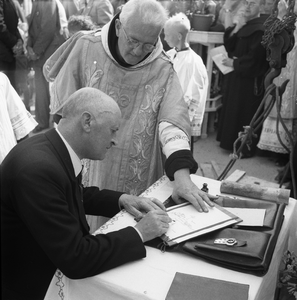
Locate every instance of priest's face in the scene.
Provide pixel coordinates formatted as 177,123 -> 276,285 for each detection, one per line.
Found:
115,18 -> 160,65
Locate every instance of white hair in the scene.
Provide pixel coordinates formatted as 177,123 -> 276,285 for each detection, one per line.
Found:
165,12 -> 191,33
120,0 -> 168,29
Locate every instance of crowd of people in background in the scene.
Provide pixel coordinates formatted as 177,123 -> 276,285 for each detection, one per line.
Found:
0,0 -> 296,297
1,0 -> 296,213
0,0 -> 128,134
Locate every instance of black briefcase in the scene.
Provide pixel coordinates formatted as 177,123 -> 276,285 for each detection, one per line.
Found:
182,197 -> 286,276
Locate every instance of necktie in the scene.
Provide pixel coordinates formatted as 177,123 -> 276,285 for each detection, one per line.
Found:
77,171 -> 83,202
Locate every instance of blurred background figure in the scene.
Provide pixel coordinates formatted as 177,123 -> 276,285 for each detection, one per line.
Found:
12,0 -> 32,110
258,0 -> 297,175
213,0 -> 226,27
260,0 -> 274,15
110,0 -> 128,14
56,0 -> 70,40
204,0 -> 217,25
27,0 -> 65,133
217,0 -> 245,28
0,0 -> 24,90
60,0 -> 79,18
164,12 -> 209,150
217,0 -> 270,158
67,14 -> 95,37
77,0 -> 114,28
0,72 -> 37,164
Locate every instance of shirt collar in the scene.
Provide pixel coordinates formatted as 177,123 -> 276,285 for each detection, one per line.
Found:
56,128 -> 82,177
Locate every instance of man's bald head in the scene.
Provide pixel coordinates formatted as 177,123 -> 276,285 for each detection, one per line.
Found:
61,87 -> 120,121
58,87 -> 121,160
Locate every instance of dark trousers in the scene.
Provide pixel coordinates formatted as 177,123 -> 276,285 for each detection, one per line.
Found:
34,66 -> 50,129
0,59 -> 17,90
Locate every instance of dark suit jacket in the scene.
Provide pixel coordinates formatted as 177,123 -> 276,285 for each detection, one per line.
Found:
27,0 -> 65,67
1,129 -> 146,300
0,0 -> 22,63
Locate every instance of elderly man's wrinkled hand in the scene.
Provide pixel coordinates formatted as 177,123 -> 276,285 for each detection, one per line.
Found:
119,194 -> 166,220
135,210 -> 171,242
172,169 -> 217,212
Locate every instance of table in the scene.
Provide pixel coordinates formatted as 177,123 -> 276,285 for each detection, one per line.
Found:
189,31 -> 224,138
45,175 -> 297,300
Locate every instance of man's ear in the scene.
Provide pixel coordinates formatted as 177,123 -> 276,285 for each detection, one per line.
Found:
115,19 -> 121,37
81,111 -> 92,132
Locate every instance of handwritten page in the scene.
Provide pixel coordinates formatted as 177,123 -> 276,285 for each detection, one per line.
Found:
209,45 -> 234,75
224,208 -> 266,226
162,203 -> 241,246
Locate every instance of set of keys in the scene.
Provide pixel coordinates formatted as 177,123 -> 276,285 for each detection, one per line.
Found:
214,238 -> 238,246
214,238 -> 247,247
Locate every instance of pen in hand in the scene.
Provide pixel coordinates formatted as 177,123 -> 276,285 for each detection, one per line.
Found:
134,216 -> 143,222
134,215 -> 175,224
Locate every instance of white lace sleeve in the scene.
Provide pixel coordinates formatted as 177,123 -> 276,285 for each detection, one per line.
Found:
159,121 -> 190,158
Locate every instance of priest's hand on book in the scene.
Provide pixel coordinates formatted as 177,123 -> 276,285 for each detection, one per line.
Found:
172,169 -> 217,212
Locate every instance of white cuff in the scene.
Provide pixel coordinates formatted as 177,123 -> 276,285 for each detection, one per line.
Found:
133,227 -> 144,242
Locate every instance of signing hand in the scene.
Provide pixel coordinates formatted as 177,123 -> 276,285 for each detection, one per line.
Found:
135,210 -> 171,242
119,194 -> 166,221
171,169 -> 217,212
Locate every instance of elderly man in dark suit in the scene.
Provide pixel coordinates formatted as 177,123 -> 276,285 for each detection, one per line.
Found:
1,87 -> 171,300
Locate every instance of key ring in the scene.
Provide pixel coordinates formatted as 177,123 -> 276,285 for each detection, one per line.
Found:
214,238 -> 238,246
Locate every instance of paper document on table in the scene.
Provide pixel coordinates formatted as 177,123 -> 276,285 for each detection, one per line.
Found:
210,45 -> 234,75
224,208 -> 266,226
161,202 -> 242,246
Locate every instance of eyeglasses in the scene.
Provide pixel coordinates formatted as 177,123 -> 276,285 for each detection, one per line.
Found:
121,23 -> 156,53
244,1 -> 258,7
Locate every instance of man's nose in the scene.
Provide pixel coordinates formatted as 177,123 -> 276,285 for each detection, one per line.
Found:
111,139 -> 117,147
133,44 -> 144,56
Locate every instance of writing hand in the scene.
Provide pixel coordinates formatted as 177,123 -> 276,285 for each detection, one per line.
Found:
134,210 -> 171,242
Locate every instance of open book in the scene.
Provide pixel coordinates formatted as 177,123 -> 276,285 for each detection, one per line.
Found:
209,45 -> 234,75
161,201 -> 242,247
94,175 -> 242,247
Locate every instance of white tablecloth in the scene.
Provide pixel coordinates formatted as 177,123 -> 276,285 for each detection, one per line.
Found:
45,175 -> 297,300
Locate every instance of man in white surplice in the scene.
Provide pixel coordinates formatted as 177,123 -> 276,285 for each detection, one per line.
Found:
164,13 -> 209,139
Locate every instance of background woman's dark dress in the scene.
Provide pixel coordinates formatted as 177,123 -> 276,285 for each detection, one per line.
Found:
217,16 -> 270,157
